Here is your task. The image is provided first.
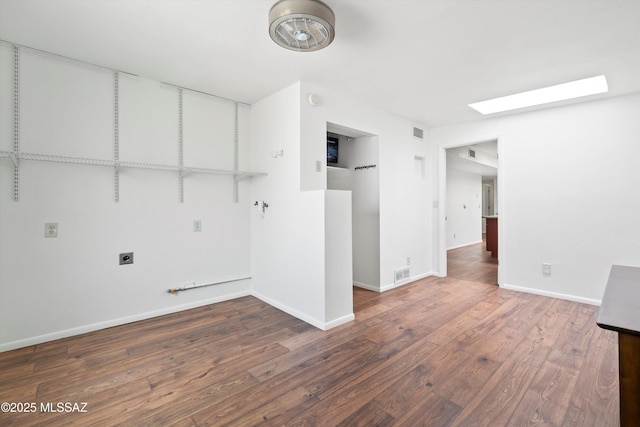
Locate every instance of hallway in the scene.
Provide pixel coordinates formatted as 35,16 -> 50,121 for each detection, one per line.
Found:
447,239 -> 498,285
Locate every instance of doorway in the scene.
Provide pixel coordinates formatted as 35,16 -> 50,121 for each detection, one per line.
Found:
440,139 -> 501,284
482,181 -> 496,218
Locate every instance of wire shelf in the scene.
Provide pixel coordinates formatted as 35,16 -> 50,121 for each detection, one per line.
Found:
3,40 -> 263,203
0,150 -> 266,178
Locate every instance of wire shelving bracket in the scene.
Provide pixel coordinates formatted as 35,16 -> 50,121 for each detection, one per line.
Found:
13,45 -> 20,201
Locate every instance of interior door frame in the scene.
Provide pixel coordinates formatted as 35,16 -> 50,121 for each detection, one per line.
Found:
437,136 -> 505,286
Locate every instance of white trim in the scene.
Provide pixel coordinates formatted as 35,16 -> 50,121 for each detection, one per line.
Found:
500,283 -> 601,306
251,290 -> 326,330
1,287 -> 361,352
381,282 -> 397,292
324,313 -> 356,329
2,268 -> 446,352
0,291 -> 251,353
437,135 -> 504,285
381,272 -> 438,293
496,137 -> 505,286
250,291 -> 355,330
447,240 -> 483,251
353,281 -> 379,292
438,146 -> 447,276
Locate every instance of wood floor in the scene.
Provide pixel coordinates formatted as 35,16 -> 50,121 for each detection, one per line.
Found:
1,246 -> 619,426
447,238 -> 498,285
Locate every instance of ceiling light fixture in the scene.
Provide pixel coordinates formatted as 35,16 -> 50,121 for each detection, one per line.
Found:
469,75 -> 608,115
269,0 -> 335,52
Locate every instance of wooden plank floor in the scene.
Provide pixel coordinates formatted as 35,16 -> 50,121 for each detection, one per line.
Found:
447,237 -> 498,285
0,245 -> 618,426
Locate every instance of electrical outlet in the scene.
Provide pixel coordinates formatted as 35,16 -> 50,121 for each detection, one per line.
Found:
193,220 -> 202,232
542,263 -> 551,275
406,257 -> 411,266
119,252 -> 134,265
44,222 -> 58,238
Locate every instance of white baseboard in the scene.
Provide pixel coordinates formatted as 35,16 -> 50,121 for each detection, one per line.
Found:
353,281 -> 379,292
251,291 -> 355,331
1,287 -> 359,352
447,240 -> 484,251
251,290 -> 327,330
381,271 -> 439,293
500,283 -> 601,306
8,270 -> 449,352
324,313 -> 356,330
0,291 -> 251,353
380,282 -> 396,292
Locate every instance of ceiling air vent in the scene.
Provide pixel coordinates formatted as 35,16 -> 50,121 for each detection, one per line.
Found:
468,148 -> 476,158
412,126 -> 424,140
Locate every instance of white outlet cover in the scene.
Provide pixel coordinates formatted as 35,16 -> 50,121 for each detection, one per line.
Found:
193,220 -> 202,232
44,222 -> 58,238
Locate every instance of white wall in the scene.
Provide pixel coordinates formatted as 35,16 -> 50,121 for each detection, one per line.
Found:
249,80 -> 434,330
0,47 -> 438,348
7,43 -> 632,351
0,47 -> 252,351
324,190 -> 353,327
327,134 -> 380,289
446,169 -> 482,249
350,136 -> 381,289
432,93 -> 640,304
249,82 -> 331,328
300,82 -> 434,291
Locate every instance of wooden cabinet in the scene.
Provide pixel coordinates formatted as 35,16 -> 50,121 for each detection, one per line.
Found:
597,265 -> 640,427
485,216 -> 498,258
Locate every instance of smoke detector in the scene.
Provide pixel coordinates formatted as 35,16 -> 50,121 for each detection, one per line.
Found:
269,0 -> 335,52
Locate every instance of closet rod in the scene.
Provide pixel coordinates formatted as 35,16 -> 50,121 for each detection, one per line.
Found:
354,164 -> 377,171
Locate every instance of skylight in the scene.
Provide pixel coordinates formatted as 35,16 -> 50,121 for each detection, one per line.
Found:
469,75 -> 608,115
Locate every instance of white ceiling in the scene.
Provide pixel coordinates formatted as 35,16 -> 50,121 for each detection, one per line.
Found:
446,140 -> 497,178
1,0 -> 639,127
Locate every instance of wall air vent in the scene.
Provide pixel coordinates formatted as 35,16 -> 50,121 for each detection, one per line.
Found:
468,148 -> 476,158
394,266 -> 411,285
412,126 -> 424,140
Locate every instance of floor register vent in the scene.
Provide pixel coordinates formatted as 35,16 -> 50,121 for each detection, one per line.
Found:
394,266 -> 411,284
